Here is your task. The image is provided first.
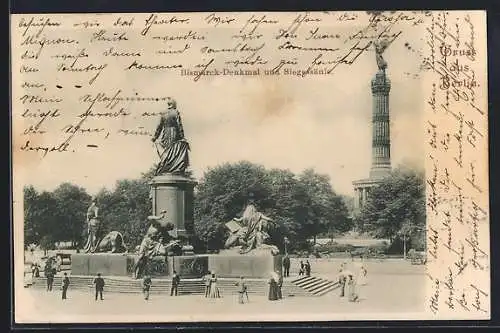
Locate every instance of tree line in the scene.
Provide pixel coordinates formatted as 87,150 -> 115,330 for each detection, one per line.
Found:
23,161 -> 425,254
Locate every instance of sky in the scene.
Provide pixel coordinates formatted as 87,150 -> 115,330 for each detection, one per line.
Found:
13,12 -> 426,197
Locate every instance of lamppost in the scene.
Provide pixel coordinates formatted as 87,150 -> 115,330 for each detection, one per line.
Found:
399,221 -> 413,261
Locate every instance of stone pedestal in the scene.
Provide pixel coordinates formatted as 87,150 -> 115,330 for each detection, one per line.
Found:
151,253 -> 283,279
150,174 -> 197,239
70,253 -> 282,280
171,255 -> 209,278
71,253 -> 171,277
207,253 -> 282,278
71,253 -> 131,276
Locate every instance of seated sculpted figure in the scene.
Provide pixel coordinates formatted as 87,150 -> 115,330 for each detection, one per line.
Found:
133,211 -> 182,279
224,201 -> 279,255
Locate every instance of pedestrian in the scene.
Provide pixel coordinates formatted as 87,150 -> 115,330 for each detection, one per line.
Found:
170,270 -> 180,296
209,272 -> 220,298
282,254 -> 290,277
346,273 -> 359,302
31,263 -> 36,278
34,263 -> 40,278
61,273 -> 70,300
93,273 -> 105,301
56,256 -> 63,272
235,276 -> 248,304
277,271 -> 283,299
203,271 -> 211,298
338,262 -> 348,297
299,261 -> 305,276
268,272 -> 279,301
357,264 -> 368,286
142,275 -> 152,300
45,264 -> 54,291
305,260 -> 311,277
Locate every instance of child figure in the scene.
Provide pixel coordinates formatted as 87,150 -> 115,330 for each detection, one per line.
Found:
357,264 -> 368,286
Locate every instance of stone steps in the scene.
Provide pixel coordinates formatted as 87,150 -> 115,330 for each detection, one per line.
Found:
290,276 -> 340,296
29,276 -> 322,297
30,277 -> 204,295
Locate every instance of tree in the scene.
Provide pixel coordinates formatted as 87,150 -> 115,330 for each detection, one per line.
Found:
24,185 -> 39,246
23,187 -> 60,248
95,177 -> 151,249
52,183 -> 91,247
359,166 -> 426,245
193,162 -> 351,252
40,234 -> 55,256
297,169 -> 351,244
34,191 -> 59,243
194,161 -> 272,249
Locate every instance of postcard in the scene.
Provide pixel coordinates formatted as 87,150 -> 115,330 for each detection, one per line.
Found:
11,10 -> 490,323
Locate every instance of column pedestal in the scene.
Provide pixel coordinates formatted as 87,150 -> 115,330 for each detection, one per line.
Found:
150,174 -> 197,239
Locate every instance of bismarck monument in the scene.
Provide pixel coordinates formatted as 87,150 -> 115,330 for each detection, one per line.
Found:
72,98 -> 197,278
149,98 -> 196,241
72,98 -> 281,281
353,39 -> 393,213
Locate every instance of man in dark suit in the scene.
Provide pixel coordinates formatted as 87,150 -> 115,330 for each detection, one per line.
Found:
93,273 -> 105,301
61,273 -> 70,300
142,275 -> 152,300
171,271 -> 180,296
282,255 -> 291,277
45,260 -> 56,291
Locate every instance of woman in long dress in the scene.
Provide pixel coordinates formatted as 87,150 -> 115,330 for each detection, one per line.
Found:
346,273 -> 359,302
209,273 -> 220,298
268,272 -> 279,301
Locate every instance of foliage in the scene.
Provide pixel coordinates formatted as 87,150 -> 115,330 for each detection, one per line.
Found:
194,161 -> 352,251
52,183 -> 92,247
23,171 -> 152,250
313,240 -> 389,255
24,187 -> 59,248
94,178 -> 151,248
24,161 -> 353,253
358,165 -> 426,247
39,234 -> 55,255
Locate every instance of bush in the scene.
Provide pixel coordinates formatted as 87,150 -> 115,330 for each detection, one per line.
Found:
315,241 -> 355,253
366,242 -> 389,254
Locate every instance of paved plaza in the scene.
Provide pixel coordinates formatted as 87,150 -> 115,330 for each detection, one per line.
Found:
17,259 -> 426,323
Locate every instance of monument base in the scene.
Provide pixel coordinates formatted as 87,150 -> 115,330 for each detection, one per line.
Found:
150,174 -> 197,239
71,253 -> 170,277
171,253 -> 282,278
208,253 -> 282,278
71,253 -> 132,276
71,253 -> 282,279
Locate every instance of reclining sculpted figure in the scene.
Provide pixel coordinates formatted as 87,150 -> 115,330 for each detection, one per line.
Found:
224,201 -> 279,255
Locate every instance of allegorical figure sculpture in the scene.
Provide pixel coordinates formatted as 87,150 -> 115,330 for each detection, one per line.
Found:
374,38 -> 390,71
95,231 -> 128,253
133,211 -> 182,279
83,198 -> 128,254
151,98 -> 190,176
224,199 -> 279,255
83,198 -> 100,253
